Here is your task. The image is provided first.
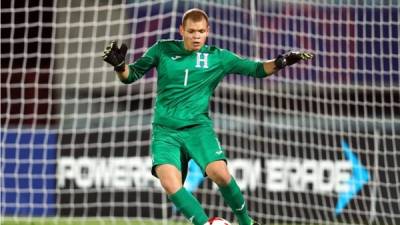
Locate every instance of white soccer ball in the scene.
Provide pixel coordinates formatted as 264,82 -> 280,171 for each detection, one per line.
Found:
206,217 -> 232,225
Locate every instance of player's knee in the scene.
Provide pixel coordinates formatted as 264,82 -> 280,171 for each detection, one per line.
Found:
155,164 -> 183,195
206,161 -> 231,186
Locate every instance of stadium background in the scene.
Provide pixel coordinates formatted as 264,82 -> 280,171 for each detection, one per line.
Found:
1,0 -> 399,225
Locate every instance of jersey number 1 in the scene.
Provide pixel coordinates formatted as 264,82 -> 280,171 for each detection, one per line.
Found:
184,69 -> 189,86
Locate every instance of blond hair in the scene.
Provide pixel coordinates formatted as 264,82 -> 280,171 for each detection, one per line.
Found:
182,8 -> 209,27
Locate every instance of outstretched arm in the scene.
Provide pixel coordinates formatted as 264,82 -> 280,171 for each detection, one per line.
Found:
103,41 -> 159,84
263,51 -> 314,75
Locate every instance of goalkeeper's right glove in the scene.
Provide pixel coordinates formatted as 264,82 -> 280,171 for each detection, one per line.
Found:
102,40 -> 128,72
274,51 -> 313,69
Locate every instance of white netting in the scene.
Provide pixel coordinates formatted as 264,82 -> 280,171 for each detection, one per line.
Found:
1,0 -> 399,225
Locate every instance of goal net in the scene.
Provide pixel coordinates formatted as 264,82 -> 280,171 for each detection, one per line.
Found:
1,0 -> 399,225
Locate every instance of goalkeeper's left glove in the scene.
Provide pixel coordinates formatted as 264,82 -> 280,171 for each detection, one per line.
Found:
274,51 -> 313,69
102,40 -> 128,72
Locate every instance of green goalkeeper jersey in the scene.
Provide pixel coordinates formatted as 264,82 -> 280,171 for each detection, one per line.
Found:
123,40 -> 268,129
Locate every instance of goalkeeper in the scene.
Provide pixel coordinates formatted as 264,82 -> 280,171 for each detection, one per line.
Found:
103,8 -> 312,225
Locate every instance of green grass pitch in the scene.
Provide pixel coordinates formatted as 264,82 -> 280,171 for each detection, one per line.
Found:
1,217 -> 185,225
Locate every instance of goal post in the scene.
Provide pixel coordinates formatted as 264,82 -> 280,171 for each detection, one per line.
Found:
1,1 -> 399,225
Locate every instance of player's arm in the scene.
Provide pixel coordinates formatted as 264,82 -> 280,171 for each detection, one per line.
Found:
265,51 -> 314,74
115,64 -> 129,81
103,40 -> 159,84
222,49 -> 313,78
262,59 -> 278,75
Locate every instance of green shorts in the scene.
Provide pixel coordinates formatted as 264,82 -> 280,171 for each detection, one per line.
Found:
151,124 -> 227,180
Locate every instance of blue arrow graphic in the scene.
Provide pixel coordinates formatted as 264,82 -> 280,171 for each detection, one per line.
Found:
184,159 -> 204,192
335,140 -> 370,215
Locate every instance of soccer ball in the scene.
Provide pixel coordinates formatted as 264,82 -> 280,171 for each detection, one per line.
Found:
206,217 -> 232,225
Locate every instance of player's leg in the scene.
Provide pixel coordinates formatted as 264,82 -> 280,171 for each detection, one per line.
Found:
182,125 -> 253,225
155,164 -> 183,194
206,161 -> 253,225
151,125 -> 209,225
155,164 -> 208,225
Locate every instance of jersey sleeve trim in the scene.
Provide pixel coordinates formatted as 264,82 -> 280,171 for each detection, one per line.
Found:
255,62 -> 269,78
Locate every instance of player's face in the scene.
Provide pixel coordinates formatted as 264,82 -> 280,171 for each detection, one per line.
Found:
180,18 -> 209,51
